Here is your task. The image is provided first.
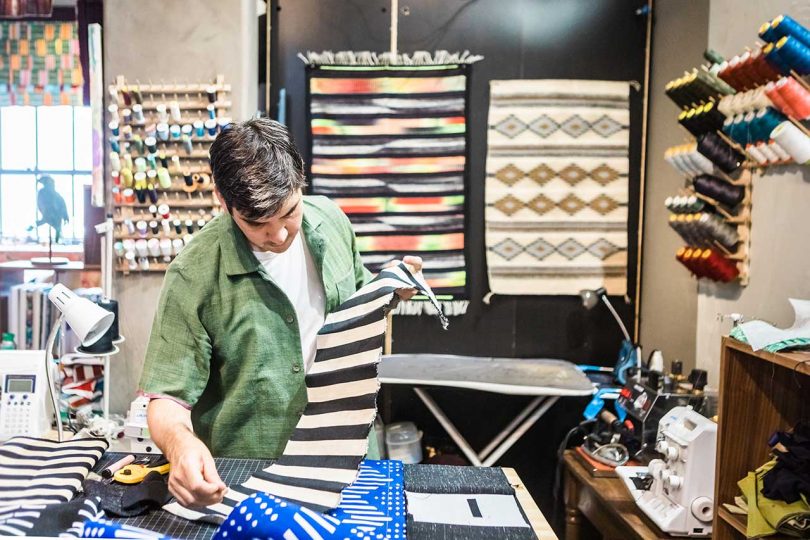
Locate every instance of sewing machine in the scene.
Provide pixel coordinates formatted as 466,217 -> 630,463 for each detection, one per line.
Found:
617,406 -> 717,537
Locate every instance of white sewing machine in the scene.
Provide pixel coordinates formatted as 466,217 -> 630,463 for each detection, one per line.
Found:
617,406 -> 716,537
0,351 -> 52,441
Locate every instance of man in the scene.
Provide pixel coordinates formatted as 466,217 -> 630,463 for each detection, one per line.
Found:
138,118 -> 421,508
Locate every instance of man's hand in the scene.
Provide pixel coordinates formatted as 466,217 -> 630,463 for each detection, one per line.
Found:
166,435 -> 227,507
147,398 -> 227,507
385,255 -> 423,300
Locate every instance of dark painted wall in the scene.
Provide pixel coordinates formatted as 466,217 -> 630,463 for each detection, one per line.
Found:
268,0 -> 649,531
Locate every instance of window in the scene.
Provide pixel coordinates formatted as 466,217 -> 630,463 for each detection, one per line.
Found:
0,106 -> 92,245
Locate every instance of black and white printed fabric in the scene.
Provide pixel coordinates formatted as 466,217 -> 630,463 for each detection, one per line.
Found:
0,436 -> 108,511
165,262 -> 447,522
0,497 -> 104,537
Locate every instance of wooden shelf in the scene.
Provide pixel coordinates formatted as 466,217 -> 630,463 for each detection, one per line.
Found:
717,507 -> 746,536
0,261 -> 99,272
712,337 -> 810,539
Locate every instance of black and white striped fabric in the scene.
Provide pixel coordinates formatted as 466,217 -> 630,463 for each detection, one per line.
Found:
0,436 -> 109,511
165,262 -> 447,521
0,497 -> 104,537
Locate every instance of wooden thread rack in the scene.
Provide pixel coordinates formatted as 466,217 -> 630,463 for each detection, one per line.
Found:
107,75 -> 230,274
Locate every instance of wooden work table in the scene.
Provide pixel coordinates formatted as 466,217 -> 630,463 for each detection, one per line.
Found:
563,450 -> 682,540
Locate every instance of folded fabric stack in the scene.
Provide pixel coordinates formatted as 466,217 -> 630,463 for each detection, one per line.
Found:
725,422 -> 810,538
60,355 -> 105,415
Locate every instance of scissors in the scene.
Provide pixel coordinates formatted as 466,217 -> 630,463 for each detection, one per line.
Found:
113,457 -> 171,484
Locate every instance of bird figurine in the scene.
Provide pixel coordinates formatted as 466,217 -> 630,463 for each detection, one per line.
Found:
35,175 -> 69,244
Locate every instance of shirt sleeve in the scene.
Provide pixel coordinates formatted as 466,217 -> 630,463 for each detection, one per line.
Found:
138,264 -> 212,409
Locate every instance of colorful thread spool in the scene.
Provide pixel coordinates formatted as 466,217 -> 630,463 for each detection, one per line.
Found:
122,108 -> 132,124
156,122 -> 169,141
156,103 -> 168,123
204,118 -> 217,136
158,204 -> 171,219
697,132 -> 744,173
185,219 -> 194,234
181,134 -> 193,155
108,120 -> 120,137
149,221 -> 159,235
111,186 -> 121,204
206,104 -> 216,120
171,155 -> 181,171
193,120 -> 204,138
158,152 -> 169,169
746,143 -> 768,165
147,184 -> 158,204
134,157 -> 147,173
161,219 -> 171,235
217,117 -> 231,133
769,139 -> 791,162
665,194 -> 705,213
109,137 -> 120,154
757,141 -> 780,164
121,124 -> 133,140
125,251 -> 137,271
774,36 -> 810,75
131,135 -> 144,155
136,220 -> 148,238
173,219 -> 182,234
172,238 -> 185,256
146,170 -> 158,187
170,124 -> 182,140
206,85 -> 217,104
146,154 -> 157,170
693,174 -> 745,206
120,168 -> 134,188
765,15 -> 810,50
157,167 -> 172,189
771,121 -> 810,164
767,77 -> 810,119
131,87 -> 143,105
145,136 -> 157,154
148,204 -> 158,218
109,151 -> 121,172
132,104 -> 145,124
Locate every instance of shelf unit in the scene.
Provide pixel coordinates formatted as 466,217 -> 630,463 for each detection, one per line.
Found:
713,337 -> 810,539
107,75 -> 229,274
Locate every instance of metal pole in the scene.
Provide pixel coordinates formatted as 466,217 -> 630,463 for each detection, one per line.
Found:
482,396 -> 559,467
413,387 -> 481,466
478,396 -> 545,461
390,0 -> 398,55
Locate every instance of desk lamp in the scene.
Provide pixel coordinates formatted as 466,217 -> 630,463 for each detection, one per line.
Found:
579,287 -> 639,384
45,284 -> 114,442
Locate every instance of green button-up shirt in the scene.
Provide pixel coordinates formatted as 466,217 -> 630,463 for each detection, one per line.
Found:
139,195 -> 376,459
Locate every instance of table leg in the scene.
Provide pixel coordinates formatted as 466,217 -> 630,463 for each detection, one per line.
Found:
413,387 -> 483,466
481,396 -> 558,467
564,460 -> 582,540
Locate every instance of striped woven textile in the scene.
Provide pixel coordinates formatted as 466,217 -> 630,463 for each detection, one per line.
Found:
485,79 -> 631,295
0,436 -> 108,511
165,263 -> 447,522
0,497 -> 104,537
307,65 -> 471,300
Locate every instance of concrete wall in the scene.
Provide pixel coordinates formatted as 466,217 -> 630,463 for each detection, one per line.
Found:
104,0 -> 258,413
695,0 -> 810,380
639,0 -> 709,372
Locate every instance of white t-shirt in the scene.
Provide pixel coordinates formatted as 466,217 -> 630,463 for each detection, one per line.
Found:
253,232 -> 326,371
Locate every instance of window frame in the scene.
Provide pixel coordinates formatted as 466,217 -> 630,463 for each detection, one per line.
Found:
0,105 -> 92,245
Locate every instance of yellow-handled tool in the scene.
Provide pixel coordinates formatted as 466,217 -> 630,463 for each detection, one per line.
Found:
113,459 -> 171,484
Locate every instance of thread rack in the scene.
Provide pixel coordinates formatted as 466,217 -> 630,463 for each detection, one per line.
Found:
107,75 -> 230,274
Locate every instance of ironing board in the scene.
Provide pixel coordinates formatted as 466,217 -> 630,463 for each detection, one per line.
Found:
379,354 -> 595,467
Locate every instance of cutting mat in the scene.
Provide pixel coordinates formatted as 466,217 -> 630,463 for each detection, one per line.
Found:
92,452 -> 273,540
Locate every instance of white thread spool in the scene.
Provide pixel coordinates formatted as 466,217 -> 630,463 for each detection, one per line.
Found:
183,234 -> 194,246
156,103 -> 169,123
122,239 -> 135,254
132,104 -> 145,124
757,141 -> 779,164
771,121 -> 810,164
769,140 -> 791,162
146,238 -> 161,257
139,257 -> 150,271
718,95 -> 734,117
746,143 -> 768,165
125,251 -> 137,270
172,238 -> 185,255
159,239 -> 173,262
170,101 -> 182,122
109,151 -> 121,172
135,239 -> 149,257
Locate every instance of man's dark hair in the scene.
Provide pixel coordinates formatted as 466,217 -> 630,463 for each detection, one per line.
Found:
209,118 -> 306,220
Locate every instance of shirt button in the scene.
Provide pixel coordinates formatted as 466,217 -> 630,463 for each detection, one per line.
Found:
285,313 -> 294,324
292,365 -> 301,373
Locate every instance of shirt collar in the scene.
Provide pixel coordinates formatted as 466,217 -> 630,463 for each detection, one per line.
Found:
221,197 -> 324,277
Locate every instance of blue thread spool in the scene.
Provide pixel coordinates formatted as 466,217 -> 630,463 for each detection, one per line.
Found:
156,122 -> 169,141
170,124 -> 182,140
759,21 -> 777,42
769,14 -> 810,50
193,120 -> 204,138
109,137 -> 120,153
145,136 -> 157,154
146,154 -> 157,170
775,36 -> 810,75
763,42 -> 790,75
742,111 -> 757,145
181,134 -> 193,155
204,119 -> 217,137
752,107 -> 787,142
728,114 -> 747,145
108,121 -> 119,137
206,104 -> 216,120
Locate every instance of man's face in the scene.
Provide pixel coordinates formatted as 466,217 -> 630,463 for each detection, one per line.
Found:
222,188 -> 304,253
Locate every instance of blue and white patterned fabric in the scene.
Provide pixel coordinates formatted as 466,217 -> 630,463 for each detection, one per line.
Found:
213,459 -> 406,540
80,518 -> 174,539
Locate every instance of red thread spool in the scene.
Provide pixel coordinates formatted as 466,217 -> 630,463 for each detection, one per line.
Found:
776,77 -> 810,119
750,48 -> 782,83
718,62 -> 745,91
766,80 -> 794,116
701,249 -> 739,282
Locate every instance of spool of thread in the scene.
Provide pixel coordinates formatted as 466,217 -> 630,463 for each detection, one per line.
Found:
697,132 -> 744,173
122,108 -> 132,124
747,143 -> 768,164
135,188 -> 147,204
170,124 -> 182,140
181,134 -> 193,155
160,238 -> 173,261
134,171 -> 147,189
121,89 -> 132,106
171,155 -> 181,171
108,120 -> 120,137
148,220 -> 159,235
197,218 -> 207,230
109,137 -> 120,154
121,125 -> 133,140
125,251 -> 137,270
162,219 -> 171,235
173,219 -> 182,234
146,170 -> 158,188
763,42 -> 791,75
185,219 -> 194,233
148,204 -> 158,218
139,257 -> 150,271
204,119 -> 217,136
206,85 -> 217,103
111,185 -> 121,203
757,141 -> 780,164
156,122 -> 170,141
107,100 -> 119,114
169,101 -> 182,122
123,189 -> 135,205
156,103 -> 168,123
122,153 -> 134,171
181,124 -> 193,137
123,238 -> 136,253
134,157 -> 147,173
113,242 -> 125,257
770,77 -> 810,119
217,117 -> 232,133
767,14 -> 810,50
145,136 -> 157,154
771,121 -> 810,164
158,152 -> 169,169
132,104 -> 145,124
109,151 -> 121,172
751,107 -> 787,142
131,87 -> 143,105
693,174 -> 745,206
172,238 -> 185,255
206,104 -> 216,120
136,220 -> 148,237
146,154 -> 157,170
131,135 -> 144,156
193,120 -> 204,137
183,234 -> 194,246
197,173 -> 211,189
147,184 -> 159,204
135,239 -> 149,257
97,298 -> 121,342
769,139 -> 791,162
147,238 -> 161,257
774,36 -> 810,75
157,167 -> 172,189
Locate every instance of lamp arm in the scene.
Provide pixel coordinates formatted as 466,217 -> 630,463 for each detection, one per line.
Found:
601,295 -> 632,343
44,313 -> 65,442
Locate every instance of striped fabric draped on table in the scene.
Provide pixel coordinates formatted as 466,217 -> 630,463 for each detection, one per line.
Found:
307,65 -> 473,309
164,262 -> 447,522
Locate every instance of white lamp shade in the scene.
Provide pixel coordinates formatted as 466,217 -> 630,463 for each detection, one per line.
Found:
48,284 -> 115,346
